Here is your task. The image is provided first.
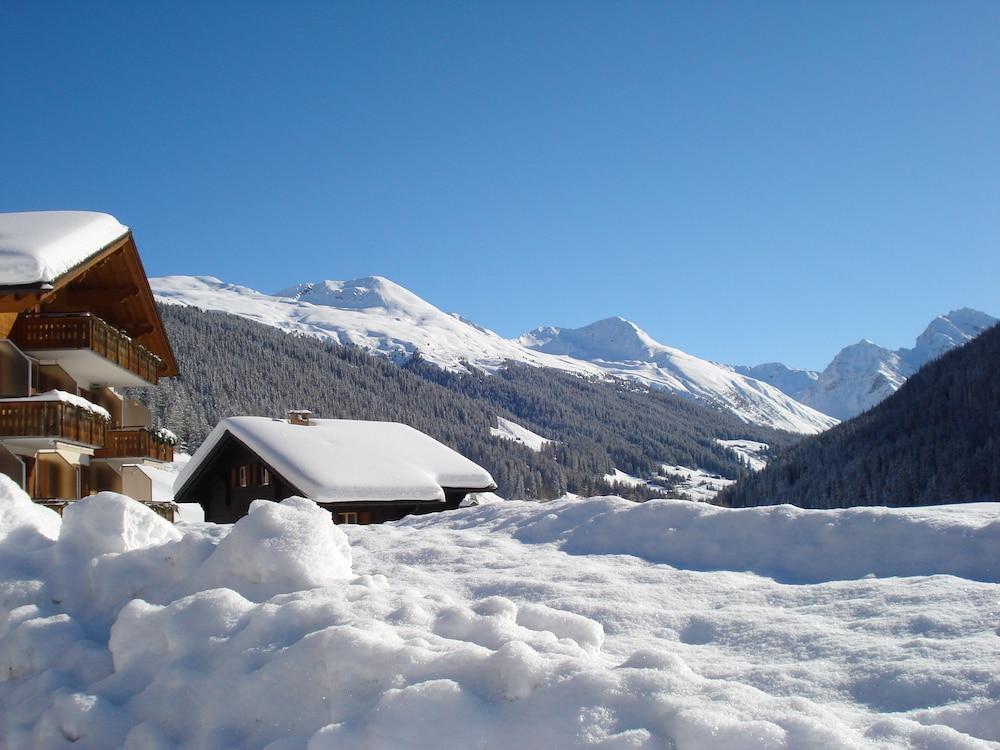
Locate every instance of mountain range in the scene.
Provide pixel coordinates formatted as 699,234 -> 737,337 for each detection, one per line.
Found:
150,274 -> 993,433
720,319 -> 1000,507
152,276 -> 834,433
735,307 -> 997,420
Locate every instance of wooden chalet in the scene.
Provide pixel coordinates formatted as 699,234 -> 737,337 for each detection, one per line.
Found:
173,412 -> 497,524
0,211 -> 179,519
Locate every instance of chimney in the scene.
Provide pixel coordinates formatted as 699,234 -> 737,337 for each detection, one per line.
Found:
286,409 -> 313,426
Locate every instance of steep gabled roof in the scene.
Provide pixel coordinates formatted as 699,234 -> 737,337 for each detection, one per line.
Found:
175,417 -> 497,504
0,211 -> 178,377
0,211 -> 129,287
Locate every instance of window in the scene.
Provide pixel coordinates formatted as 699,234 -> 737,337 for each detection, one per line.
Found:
336,512 -> 358,525
260,467 -> 270,486
238,465 -> 249,488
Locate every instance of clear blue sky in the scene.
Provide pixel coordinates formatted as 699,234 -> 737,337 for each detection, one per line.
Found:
2,2 -> 996,370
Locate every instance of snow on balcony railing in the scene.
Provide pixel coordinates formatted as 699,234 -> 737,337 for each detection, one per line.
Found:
0,391 -> 109,446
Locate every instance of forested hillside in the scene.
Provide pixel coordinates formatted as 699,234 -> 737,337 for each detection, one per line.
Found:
718,323 -> 1000,508
133,305 -> 796,500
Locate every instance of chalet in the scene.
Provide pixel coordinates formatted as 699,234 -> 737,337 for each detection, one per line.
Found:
173,412 -> 497,523
0,211 -> 179,519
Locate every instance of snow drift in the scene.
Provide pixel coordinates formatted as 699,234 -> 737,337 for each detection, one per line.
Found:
2,476 -> 998,748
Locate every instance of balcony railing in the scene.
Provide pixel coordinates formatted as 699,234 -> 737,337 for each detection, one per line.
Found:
0,399 -> 107,446
95,428 -> 174,462
12,313 -> 162,385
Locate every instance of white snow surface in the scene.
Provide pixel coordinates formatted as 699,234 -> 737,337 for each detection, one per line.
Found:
153,275 -> 595,374
717,439 -> 770,472
150,275 -> 836,434
490,416 -> 553,452
0,211 -> 128,286
0,390 -> 112,421
175,417 -> 496,503
519,317 -> 838,434
659,465 -> 736,502
2,477 -> 999,749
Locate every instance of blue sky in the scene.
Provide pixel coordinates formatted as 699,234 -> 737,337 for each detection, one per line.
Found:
1,2 -> 997,370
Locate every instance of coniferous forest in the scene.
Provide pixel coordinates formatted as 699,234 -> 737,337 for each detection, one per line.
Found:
719,324 -> 1000,508
132,305 -> 796,500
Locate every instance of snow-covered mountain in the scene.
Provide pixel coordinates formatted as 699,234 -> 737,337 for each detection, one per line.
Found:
517,317 -> 837,433
151,275 -> 836,434
735,308 -> 997,420
153,275 -> 599,373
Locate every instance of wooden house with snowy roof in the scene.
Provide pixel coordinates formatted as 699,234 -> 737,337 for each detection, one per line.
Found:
0,211 -> 179,518
173,412 -> 497,524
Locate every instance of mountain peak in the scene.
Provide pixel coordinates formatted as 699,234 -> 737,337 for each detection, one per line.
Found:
911,307 -> 996,364
528,316 -> 663,362
275,276 -> 439,318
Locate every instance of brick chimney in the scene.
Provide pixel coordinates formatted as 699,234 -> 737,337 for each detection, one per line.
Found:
286,409 -> 313,426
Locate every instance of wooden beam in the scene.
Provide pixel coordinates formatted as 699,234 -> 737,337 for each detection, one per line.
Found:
0,294 -> 44,312
61,285 -> 140,306
125,323 -> 155,338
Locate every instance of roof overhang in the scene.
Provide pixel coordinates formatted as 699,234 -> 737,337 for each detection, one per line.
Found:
0,231 -> 179,377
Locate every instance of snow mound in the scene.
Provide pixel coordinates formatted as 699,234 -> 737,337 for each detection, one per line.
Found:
2,490 -> 998,748
197,497 -> 352,597
404,496 -> 1000,584
0,474 -> 60,545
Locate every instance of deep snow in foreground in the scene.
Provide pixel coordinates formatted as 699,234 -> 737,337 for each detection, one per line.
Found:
1,479 -> 999,749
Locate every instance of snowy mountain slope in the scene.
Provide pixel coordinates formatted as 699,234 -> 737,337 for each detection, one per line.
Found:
151,275 -> 835,434
153,275 -> 598,374
517,317 -> 837,433
490,417 -> 553,452
736,308 -> 997,420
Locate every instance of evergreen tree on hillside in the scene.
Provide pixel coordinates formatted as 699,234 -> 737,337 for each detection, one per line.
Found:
717,324 -> 1000,508
132,305 -> 797,501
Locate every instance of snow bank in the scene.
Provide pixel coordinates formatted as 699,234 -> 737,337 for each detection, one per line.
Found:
2,486 -> 998,748
0,390 -> 112,421
404,496 -> 1000,583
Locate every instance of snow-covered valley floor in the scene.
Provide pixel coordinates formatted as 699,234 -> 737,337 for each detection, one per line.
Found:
1,479 -> 998,749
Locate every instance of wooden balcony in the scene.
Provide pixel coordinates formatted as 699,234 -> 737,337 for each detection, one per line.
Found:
0,398 -> 106,446
11,313 -> 162,386
95,428 -> 174,462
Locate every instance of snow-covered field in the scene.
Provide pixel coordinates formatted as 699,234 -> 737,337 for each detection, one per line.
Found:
716,439 -> 770,472
490,416 -> 553,452
2,478 -> 998,749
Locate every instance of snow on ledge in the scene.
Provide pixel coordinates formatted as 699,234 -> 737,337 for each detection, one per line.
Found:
0,390 -> 111,420
0,211 -> 129,286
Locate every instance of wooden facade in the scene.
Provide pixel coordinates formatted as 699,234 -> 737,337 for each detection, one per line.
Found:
0,220 -> 178,515
175,431 -> 479,525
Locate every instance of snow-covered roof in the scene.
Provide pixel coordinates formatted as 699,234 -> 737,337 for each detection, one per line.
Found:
0,211 -> 129,286
176,417 -> 496,503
